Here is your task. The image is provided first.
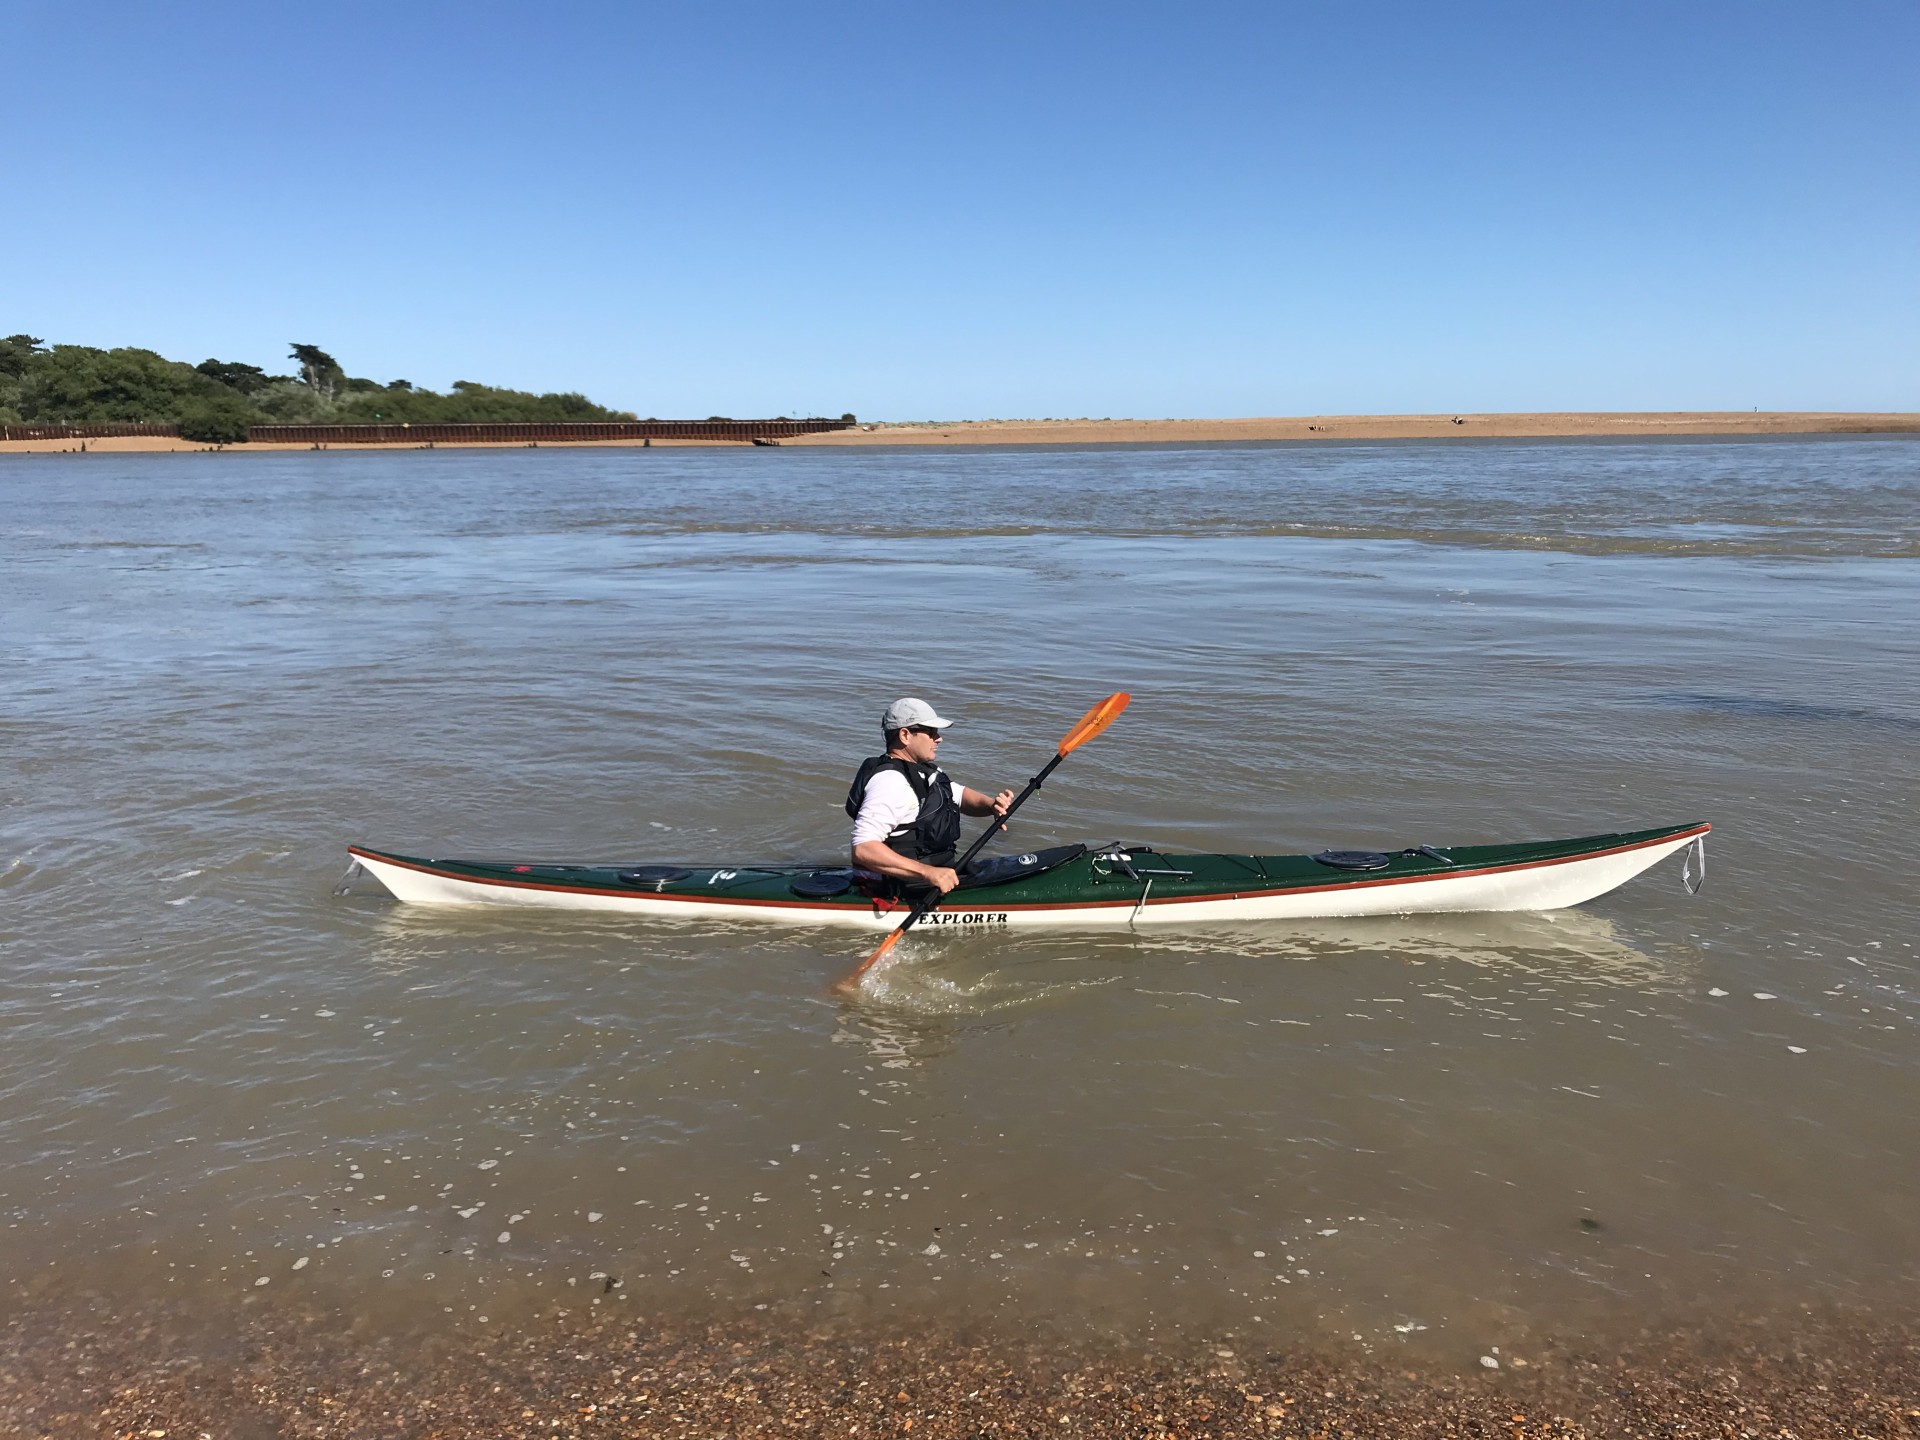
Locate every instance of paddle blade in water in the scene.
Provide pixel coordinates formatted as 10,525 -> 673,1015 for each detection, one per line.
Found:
838,928 -> 904,990
1058,692 -> 1131,756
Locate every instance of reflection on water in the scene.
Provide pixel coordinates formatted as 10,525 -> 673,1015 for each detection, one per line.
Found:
2,439 -> 1917,1352
1653,690 -> 1920,732
1057,908 -> 1674,983
832,1007 -> 960,1069
856,909 -> 1681,1019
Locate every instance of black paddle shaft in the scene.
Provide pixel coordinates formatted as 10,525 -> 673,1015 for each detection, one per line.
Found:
892,752 -> 1066,937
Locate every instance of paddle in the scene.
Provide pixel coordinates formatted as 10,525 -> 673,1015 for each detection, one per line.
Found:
834,692 -> 1131,991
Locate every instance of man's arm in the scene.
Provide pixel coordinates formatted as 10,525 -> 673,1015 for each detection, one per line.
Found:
959,786 -> 1016,818
852,840 -> 960,895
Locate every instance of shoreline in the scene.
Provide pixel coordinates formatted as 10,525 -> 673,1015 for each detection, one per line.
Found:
3,411 -> 1916,454
6,1294 -> 1916,1438
799,410 -> 1920,448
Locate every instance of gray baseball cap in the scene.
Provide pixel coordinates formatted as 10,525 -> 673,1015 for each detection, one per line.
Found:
883,697 -> 954,731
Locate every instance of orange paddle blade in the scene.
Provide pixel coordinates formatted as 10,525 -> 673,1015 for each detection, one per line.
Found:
1057,691 -> 1131,757
841,927 -> 904,988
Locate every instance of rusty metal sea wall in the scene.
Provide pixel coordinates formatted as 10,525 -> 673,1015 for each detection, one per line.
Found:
250,419 -> 853,443
0,423 -> 181,441
2,419 -> 856,443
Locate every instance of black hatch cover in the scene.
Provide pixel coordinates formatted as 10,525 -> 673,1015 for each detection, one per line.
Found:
617,866 -> 694,887
957,843 -> 1087,889
1312,850 -> 1393,871
790,870 -> 855,898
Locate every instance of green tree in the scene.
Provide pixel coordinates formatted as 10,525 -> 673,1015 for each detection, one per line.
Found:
18,346 -> 200,423
0,335 -> 42,419
0,334 -> 47,379
2,334 -> 636,429
330,380 -> 635,424
288,343 -> 344,399
252,378 -> 334,423
195,358 -> 269,393
178,390 -> 259,444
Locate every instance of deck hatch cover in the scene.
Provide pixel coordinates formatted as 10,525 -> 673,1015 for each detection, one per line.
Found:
1312,850 -> 1393,871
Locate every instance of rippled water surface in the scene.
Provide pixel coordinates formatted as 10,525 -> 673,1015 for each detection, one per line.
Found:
3,437 -> 1917,1355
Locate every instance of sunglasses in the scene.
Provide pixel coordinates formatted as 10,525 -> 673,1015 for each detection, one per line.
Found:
906,725 -> 945,738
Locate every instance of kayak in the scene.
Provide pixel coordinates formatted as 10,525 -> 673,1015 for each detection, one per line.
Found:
346,821 -> 1708,931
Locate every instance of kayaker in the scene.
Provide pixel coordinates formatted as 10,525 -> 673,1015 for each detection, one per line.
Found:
847,698 -> 1015,897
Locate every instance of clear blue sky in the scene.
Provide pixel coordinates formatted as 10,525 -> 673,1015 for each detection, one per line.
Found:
8,0 -> 1917,418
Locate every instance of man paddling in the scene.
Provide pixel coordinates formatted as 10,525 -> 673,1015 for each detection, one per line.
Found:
847,698 -> 1014,898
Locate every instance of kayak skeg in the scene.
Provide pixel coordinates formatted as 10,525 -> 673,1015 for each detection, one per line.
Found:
345,822 -> 1709,931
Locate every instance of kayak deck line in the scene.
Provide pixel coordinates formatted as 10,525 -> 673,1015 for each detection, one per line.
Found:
344,821 -> 1709,929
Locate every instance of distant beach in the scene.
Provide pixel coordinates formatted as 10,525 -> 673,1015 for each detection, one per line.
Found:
803,410 -> 1920,446
4,411 -> 1916,454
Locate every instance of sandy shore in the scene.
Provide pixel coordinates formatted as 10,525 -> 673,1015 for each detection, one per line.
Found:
799,411 -> 1920,447
4,412 -> 1916,455
5,1296 -> 1917,1439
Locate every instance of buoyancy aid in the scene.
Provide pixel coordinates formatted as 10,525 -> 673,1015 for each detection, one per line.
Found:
844,756 -> 964,867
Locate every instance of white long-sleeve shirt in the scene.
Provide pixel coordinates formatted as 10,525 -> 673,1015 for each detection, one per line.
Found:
848,769 -> 966,849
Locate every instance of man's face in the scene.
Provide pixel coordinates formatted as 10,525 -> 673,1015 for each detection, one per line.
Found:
899,725 -> 944,763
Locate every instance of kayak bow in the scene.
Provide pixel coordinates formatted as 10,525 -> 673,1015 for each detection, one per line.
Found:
346,822 -> 1708,930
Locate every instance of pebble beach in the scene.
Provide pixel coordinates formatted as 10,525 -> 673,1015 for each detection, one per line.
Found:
8,1295 -> 1919,1438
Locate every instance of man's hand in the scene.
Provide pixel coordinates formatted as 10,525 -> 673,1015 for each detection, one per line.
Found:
958,786 -> 1016,823
925,866 -> 961,895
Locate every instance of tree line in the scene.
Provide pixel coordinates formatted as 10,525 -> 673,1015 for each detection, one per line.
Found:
0,336 -> 640,443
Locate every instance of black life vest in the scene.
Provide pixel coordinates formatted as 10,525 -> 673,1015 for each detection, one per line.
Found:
844,756 -> 964,867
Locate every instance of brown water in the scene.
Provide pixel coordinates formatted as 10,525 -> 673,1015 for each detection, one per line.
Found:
3,437 -> 1916,1360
